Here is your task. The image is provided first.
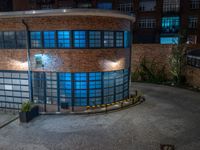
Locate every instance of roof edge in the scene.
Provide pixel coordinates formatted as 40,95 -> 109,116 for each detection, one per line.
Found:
0,8 -> 135,22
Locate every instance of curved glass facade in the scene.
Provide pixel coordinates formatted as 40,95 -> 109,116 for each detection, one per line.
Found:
59,69 -> 129,106
31,69 -> 129,110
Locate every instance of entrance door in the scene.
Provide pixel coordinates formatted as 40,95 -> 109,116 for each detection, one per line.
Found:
32,72 -> 59,112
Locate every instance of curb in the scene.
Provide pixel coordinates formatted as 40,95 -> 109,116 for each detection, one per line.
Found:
39,97 -> 145,116
0,116 -> 19,129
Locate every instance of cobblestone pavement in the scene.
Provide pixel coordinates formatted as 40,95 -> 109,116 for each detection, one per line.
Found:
0,83 -> 200,150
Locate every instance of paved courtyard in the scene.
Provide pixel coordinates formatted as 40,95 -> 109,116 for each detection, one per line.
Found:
0,83 -> 200,150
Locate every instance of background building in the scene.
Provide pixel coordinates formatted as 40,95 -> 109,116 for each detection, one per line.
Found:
1,0 -> 199,44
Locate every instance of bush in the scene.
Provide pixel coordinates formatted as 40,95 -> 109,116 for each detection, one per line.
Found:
21,100 -> 32,112
132,57 -> 168,83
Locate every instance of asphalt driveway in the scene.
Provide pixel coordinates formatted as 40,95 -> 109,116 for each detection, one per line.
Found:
0,83 -> 200,150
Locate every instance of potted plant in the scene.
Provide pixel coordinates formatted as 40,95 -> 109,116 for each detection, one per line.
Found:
19,100 -> 39,123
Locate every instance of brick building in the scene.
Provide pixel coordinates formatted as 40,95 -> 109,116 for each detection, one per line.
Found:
0,9 -> 134,112
2,0 -> 199,44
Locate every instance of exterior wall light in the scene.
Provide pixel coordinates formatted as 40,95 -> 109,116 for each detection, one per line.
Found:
34,54 -> 44,68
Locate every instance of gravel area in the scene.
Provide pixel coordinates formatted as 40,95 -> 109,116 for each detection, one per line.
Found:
0,83 -> 200,150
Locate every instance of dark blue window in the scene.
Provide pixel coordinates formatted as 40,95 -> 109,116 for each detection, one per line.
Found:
116,32 -> 123,48
89,31 -> 101,48
97,2 -> 112,10
104,31 -> 114,47
16,31 -> 26,48
74,31 -> 86,48
4,31 -> 16,48
57,31 -> 71,48
44,31 -> 56,48
30,32 -> 42,48
0,32 -> 3,48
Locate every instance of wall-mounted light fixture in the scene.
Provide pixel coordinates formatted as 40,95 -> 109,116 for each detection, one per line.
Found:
34,54 -> 44,68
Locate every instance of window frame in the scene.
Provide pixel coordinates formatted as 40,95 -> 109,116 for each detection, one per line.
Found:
43,31 -> 56,49
89,31 -> 102,48
103,31 -> 115,48
30,31 -> 42,49
57,30 -> 71,48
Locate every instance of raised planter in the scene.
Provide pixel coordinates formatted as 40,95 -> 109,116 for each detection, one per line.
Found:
19,105 -> 39,123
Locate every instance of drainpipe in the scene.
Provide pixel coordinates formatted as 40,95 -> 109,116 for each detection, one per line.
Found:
22,19 -> 33,102
129,21 -> 133,97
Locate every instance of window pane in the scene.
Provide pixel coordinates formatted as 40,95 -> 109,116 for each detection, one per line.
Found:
162,16 -> 180,33
4,32 -> 16,48
58,31 -> 71,48
30,32 -> 42,48
116,32 -> 124,48
16,31 -> 26,48
89,31 -> 101,48
44,31 -> 56,48
0,32 -> 3,48
104,31 -> 114,47
160,37 -> 179,44
97,2 -> 113,10
73,31 -> 86,48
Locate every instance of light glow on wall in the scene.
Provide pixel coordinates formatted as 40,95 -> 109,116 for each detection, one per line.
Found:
100,58 -> 125,71
11,60 -> 28,70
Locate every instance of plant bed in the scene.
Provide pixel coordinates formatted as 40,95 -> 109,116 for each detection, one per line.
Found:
19,101 -> 39,123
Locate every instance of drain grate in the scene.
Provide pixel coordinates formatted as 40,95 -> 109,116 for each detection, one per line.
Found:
160,144 -> 175,150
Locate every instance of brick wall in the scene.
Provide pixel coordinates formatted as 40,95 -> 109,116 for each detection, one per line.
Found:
0,15 -> 131,73
185,66 -> 200,88
131,44 -> 173,76
0,16 -> 131,31
131,44 -> 200,87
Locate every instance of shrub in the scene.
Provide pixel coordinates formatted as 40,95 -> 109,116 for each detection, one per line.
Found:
132,57 -> 168,83
21,100 -> 32,112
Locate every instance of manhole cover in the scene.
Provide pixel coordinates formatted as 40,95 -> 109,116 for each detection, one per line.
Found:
160,144 -> 175,150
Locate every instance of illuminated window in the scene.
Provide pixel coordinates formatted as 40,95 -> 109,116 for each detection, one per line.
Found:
44,31 -> 56,48
160,37 -> 179,44
74,73 -> 87,106
162,17 -> 180,33
57,31 -> 71,48
104,31 -> 114,47
124,31 -> 130,48
97,2 -> 112,10
30,32 -> 42,48
89,31 -> 101,48
74,31 -> 86,48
